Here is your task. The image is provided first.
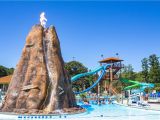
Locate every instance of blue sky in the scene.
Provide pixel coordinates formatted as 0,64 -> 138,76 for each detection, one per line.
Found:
0,1 -> 160,72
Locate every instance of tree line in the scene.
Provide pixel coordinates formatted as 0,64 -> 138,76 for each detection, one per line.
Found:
1,54 -> 160,91
121,54 -> 160,91
0,65 -> 14,77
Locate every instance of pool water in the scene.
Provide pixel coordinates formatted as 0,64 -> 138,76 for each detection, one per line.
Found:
1,103 -> 160,120
63,104 -> 160,120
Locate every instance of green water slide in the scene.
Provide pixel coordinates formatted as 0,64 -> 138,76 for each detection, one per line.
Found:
120,78 -> 154,91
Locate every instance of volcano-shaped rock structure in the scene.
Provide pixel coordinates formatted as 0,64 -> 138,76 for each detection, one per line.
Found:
1,25 -> 78,114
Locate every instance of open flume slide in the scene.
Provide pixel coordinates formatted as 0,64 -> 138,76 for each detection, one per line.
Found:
71,65 -> 110,94
120,78 -> 154,91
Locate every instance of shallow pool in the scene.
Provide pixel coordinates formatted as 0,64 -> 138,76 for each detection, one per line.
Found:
1,104 -> 160,120
62,104 -> 160,120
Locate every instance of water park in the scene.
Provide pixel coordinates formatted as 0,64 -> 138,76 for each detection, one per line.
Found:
1,2 -> 160,120
1,44 -> 160,120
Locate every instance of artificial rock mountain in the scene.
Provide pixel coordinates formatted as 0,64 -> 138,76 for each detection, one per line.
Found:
1,25 -> 79,114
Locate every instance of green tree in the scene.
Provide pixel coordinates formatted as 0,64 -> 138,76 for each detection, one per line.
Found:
121,64 -> 136,80
0,65 -> 8,77
148,54 -> 160,83
134,72 -> 143,82
65,61 -> 97,93
65,61 -> 88,91
0,65 -> 14,77
65,61 -> 87,76
141,58 -> 149,82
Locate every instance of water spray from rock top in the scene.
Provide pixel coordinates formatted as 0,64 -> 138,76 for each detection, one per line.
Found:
40,12 -> 47,28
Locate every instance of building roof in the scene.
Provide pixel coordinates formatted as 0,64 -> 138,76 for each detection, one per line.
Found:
99,57 -> 123,63
0,75 -> 12,84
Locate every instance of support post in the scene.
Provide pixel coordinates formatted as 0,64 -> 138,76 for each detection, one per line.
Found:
105,80 -> 107,92
109,63 -> 113,95
98,83 -> 100,101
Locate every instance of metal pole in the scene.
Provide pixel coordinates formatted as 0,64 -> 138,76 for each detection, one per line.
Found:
116,53 -> 119,58
72,56 -> 75,61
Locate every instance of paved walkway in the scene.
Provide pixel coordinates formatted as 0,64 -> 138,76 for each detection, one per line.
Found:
149,103 -> 160,110
118,99 -> 160,111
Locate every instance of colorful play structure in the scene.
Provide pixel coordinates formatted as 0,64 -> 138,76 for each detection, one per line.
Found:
71,57 -> 155,103
71,57 -> 124,94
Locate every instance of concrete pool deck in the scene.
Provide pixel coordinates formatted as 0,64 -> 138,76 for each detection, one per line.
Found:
117,100 -> 160,111
0,103 -> 160,120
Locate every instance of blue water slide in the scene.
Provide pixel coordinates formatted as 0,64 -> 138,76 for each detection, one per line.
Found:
71,65 -> 110,94
71,65 -> 108,82
131,83 -> 154,94
140,82 -> 154,90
